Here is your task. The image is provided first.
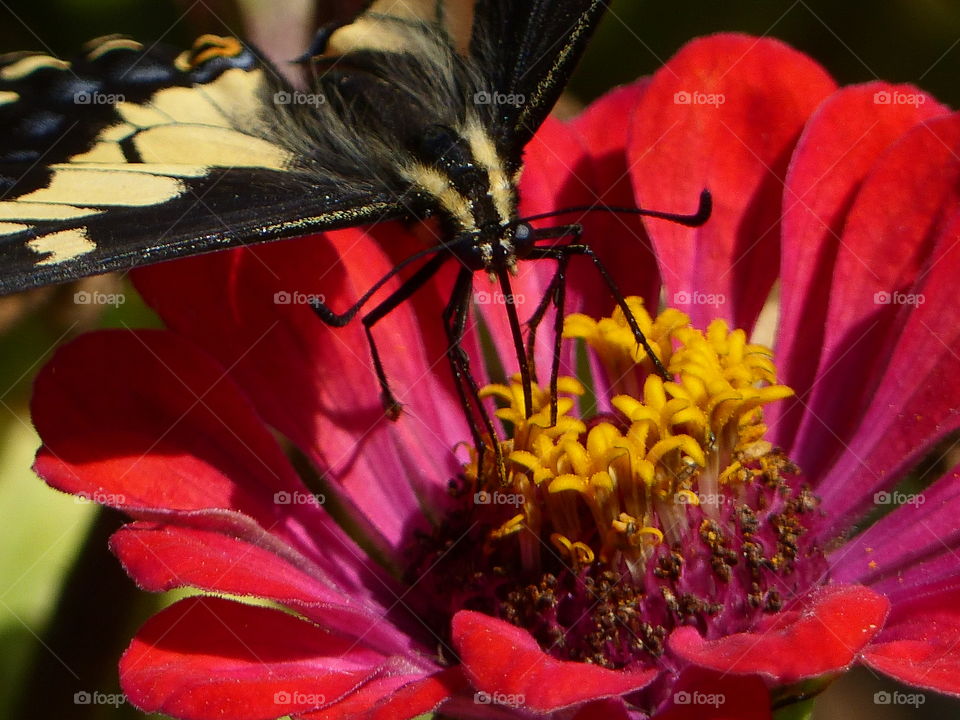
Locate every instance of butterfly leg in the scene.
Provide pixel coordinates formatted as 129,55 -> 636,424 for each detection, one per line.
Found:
520,255 -> 570,426
530,241 -> 671,382
444,267 -> 505,483
310,253 -> 447,418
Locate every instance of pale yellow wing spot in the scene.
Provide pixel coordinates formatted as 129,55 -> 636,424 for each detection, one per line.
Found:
194,68 -> 269,129
47,162 -> 211,178
18,168 -> 185,207
0,90 -> 19,107
326,0 -> 474,56
69,143 -> 128,163
0,222 -> 31,234
0,202 -> 102,221
98,123 -> 138,142
116,101 -> 172,129
149,84 -> 233,126
132,125 -> 291,169
84,37 -> 143,61
27,229 -> 97,266
0,55 -> 70,81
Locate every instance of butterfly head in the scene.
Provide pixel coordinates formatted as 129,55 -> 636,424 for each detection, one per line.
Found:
451,220 -> 536,276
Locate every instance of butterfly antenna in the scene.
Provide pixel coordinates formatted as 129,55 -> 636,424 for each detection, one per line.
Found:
517,188 -> 712,227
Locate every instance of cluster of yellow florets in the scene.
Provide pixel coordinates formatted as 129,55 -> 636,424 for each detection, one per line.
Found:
468,298 -> 793,576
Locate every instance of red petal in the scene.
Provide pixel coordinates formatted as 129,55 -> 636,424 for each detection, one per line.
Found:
31,330 -> 387,609
570,81 -> 660,317
652,666 -> 771,720
110,523 -> 416,656
299,668 -> 467,720
862,580 -> 960,696
32,330 -> 303,520
630,34 -> 835,331
132,228 -> 470,556
121,597 -> 395,720
452,610 -> 656,712
771,82 -> 948,451
791,112 -> 960,487
668,584 -> 889,683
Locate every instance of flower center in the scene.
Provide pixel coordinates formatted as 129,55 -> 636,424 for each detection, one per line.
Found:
414,299 -> 827,669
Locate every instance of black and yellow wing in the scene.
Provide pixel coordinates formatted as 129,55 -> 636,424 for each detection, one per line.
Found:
0,1 -> 610,295
0,34 -> 402,294
471,0 -> 608,159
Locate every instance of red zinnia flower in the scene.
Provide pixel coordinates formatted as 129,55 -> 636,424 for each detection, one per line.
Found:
31,34 -> 960,719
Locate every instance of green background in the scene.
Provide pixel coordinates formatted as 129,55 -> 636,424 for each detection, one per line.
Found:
0,1 -> 957,718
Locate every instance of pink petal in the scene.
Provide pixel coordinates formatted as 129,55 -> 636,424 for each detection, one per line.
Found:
771,82 -> 948,450
862,579 -> 960,696
828,464 -> 960,599
121,597 -> 397,720
668,584 -> 889,684
791,112 -> 960,486
31,330 -> 389,611
630,34 -> 835,331
452,610 -> 656,712
813,204 -> 960,537
132,228 -> 470,555
110,523 -> 419,657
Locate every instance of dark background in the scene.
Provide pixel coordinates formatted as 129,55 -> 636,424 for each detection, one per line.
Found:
0,1 -> 957,719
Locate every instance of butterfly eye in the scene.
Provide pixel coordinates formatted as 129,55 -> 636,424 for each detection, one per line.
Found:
513,222 -> 534,248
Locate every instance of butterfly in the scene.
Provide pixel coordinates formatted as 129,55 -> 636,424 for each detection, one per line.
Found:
0,1 -> 709,462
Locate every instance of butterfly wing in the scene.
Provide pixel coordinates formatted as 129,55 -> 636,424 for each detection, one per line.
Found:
0,35 -> 402,294
471,0 -> 609,160
311,0 -> 608,167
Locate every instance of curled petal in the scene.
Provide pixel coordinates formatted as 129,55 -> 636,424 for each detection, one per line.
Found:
668,584 -> 889,684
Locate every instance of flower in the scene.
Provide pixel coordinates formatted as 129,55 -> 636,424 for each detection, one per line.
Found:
31,33 -> 960,719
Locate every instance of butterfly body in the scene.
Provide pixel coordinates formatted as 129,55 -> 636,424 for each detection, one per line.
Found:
1,1 -> 591,292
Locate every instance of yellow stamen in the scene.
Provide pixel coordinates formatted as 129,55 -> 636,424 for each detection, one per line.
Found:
468,298 -> 794,575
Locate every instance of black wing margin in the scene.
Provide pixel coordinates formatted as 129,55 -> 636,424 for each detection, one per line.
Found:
0,34 -> 399,295
470,0 -> 608,157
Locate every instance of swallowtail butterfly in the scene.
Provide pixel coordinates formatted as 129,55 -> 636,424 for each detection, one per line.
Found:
0,1 -> 710,457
